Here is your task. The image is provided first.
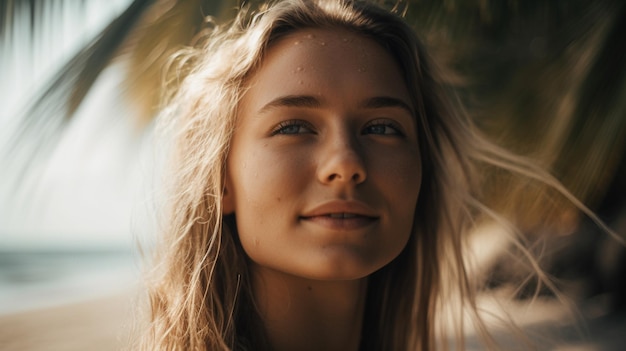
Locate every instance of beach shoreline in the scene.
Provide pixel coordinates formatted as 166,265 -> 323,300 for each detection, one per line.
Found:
0,289 -> 139,351
1,287 -> 624,350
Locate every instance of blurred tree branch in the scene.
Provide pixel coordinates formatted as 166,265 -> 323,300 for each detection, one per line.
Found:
3,0 -> 625,233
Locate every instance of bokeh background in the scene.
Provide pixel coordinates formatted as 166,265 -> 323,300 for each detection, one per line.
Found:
1,0 -> 624,350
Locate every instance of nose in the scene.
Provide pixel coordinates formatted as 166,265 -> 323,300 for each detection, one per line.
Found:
317,133 -> 367,185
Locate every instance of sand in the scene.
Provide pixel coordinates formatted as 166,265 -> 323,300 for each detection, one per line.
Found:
0,290 -> 139,351
1,289 -> 624,350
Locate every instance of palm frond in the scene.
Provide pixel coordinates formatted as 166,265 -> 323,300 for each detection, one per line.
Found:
3,0 -> 625,224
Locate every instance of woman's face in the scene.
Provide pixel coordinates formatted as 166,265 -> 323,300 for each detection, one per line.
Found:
224,28 -> 421,280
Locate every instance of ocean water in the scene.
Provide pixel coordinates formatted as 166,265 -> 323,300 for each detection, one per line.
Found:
0,248 -> 139,315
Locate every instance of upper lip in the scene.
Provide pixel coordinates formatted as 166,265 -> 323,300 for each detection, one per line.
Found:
300,200 -> 379,218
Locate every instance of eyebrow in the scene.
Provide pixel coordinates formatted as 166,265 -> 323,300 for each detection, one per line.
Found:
258,95 -> 414,115
360,96 -> 414,115
258,95 -> 322,114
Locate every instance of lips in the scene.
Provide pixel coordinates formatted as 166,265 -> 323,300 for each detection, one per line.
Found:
300,201 -> 379,230
326,213 -> 360,219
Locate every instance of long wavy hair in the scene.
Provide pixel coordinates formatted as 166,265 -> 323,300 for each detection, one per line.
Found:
137,0 -> 590,349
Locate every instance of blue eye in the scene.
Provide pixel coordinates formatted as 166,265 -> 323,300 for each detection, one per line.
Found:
363,119 -> 404,136
270,120 -> 314,135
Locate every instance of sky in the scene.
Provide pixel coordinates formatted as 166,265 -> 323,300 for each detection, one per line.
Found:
0,0 -> 146,249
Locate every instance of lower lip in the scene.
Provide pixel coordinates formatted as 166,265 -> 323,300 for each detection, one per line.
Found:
300,215 -> 378,230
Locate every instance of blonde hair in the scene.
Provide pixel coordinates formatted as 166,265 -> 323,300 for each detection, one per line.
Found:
138,1 -> 594,350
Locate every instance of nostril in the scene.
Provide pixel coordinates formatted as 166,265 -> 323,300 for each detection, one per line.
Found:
318,147 -> 367,185
325,171 -> 364,183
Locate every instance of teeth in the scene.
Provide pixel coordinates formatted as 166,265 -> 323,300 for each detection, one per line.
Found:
328,213 -> 357,218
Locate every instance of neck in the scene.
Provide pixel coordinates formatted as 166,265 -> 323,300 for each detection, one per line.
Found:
251,265 -> 367,351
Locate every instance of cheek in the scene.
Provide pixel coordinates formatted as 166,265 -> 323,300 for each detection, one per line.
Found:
228,146 -> 310,238
234,146 -> 308,202
377,150 -> 422,228
375,148 -> 421,194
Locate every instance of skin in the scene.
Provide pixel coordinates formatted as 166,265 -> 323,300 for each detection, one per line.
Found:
223,28 -> 422,351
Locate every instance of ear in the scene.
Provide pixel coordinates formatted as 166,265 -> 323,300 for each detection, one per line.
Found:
222,178 -> 235,215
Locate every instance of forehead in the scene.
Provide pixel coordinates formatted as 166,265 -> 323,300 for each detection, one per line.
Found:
262,26 -> 401,77
268,26 -> 384,57
242,27 -> 411,111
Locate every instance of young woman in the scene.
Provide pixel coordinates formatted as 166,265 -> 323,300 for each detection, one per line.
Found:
139,0 -> 580,349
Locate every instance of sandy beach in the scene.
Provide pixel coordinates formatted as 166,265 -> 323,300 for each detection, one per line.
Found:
0,288 -> 624,350
0,290 -> 139,351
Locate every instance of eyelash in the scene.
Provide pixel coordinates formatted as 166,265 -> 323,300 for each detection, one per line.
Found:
362,119 -> 405,136
269,118 -> 405,136
270,120 -> 315,135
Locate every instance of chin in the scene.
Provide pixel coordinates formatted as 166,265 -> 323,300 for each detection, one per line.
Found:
297,255 -> 389,281
302,270 -> 371,282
